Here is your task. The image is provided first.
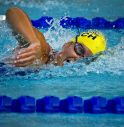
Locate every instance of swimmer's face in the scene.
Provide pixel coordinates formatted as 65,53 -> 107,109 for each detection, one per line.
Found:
54,42 -> 92,66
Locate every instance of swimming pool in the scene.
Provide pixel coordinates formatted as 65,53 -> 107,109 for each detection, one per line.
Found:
0,0 -> 124,127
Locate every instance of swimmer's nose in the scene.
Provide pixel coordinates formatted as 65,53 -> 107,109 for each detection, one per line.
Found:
63,44 -> 81,59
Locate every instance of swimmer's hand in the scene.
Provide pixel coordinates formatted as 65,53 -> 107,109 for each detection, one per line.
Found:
14,42 -> 42,67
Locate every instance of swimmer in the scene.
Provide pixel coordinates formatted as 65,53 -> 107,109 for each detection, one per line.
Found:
5,7 -> 106,67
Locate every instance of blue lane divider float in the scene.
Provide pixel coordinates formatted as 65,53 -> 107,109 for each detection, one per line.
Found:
60,96 -> 83,113
0,96 -> 124,114
31,17 -> 124,29
31,16 -> 54,29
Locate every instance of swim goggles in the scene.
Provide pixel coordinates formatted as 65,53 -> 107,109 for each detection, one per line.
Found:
74,36 -> 85,57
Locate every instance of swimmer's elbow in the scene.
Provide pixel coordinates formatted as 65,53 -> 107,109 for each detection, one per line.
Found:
6,7 -> 22,18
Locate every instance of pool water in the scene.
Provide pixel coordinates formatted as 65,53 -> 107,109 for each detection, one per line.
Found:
0,0 -> 124,127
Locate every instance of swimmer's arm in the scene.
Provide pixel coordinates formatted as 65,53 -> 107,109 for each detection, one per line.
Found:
6,7 -> 50,67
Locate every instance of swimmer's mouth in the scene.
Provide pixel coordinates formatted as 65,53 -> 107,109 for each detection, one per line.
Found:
66,59 -> 70,63
66,58 -> 77,63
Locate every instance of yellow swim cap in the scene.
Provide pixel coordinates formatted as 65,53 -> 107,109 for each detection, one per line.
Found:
71,31 -> 106,55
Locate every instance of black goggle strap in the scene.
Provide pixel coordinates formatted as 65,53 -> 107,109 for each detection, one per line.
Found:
75,35 -> 79,43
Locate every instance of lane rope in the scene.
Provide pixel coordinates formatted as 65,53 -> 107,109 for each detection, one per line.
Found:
0,15 -> 124,29
0,95 -> 124,114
